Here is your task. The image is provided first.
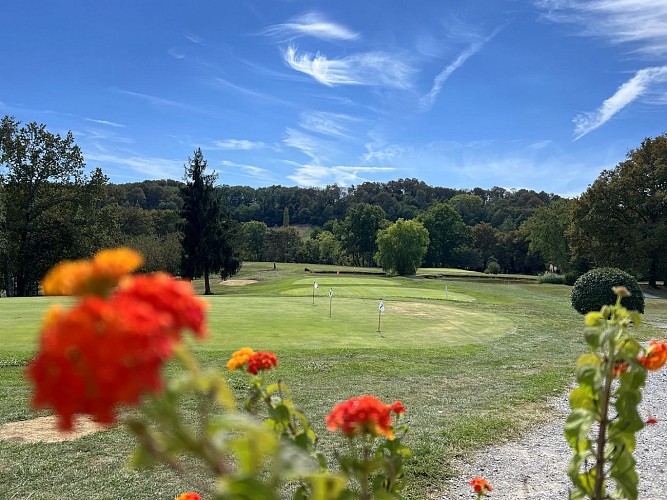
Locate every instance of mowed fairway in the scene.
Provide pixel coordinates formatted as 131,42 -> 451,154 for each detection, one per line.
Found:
203,296 -> 513,350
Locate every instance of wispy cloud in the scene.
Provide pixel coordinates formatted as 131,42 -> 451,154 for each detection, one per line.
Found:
219,160 -> 276,182
85,118 -> 126,128
299,111 -> 359,138
420,27 -> 502,110
539,0 -> 667,56
574,65 -> 667,139
211,77 -> 294,106
168,48 -> 186,59
212,139 -> 266,150
283,128 -> 329,162
287,163 -> 395,187
86,151 -> 183,178
264,12 -> 359,41
283,45 -> 414,88
186,33 -> 202,44
114,89 -> 204,113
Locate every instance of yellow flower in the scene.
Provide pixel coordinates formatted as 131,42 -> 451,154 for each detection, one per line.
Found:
226,347 -> 255,370
42,247 -> 143,296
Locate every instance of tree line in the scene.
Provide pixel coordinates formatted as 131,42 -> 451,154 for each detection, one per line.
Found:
1,115 -> 665,295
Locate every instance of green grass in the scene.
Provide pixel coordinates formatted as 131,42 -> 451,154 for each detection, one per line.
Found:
2,265 -> 666,499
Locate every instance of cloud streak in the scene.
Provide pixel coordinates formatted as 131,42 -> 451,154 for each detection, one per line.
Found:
85,118 -> 126,128
264,12 -> 359,41
539,0 -> 667,56
213,139 -> 266,150
421,27 -> 502,110
287,163 -> 395,187
574,65 -> 667,139
283,45 -> 414,88
299,111 -> 359,138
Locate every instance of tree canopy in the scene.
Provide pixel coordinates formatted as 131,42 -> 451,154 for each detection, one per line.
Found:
375,219 -> 429,276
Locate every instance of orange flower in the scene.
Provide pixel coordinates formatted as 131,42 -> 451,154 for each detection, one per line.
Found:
390,401 -> 406,415
175,493 -> 201,500
326,395 -> 404,440
246,351 -> 278,375
470,477 -> 493,496
226,347 -> 255,371
612,361 -> 629,378
29,260 -> 208,430
42,247 -> 143,296
117,273 -> 208,339
637,340 -> 667,371
27,296 -> 172,430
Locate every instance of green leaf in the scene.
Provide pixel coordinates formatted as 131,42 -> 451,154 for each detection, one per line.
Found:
303,472 -> 348,500
569,386 -> 597,412
564,409 -> 596,448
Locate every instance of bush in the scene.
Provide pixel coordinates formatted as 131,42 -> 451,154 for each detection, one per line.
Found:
570,267 -> 644,314
564,271 -> 582,286
539,272 -> 565,284
484,260 -> 501,274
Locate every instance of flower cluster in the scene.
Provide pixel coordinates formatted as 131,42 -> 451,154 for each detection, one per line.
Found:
41,247 -> 144,296
469,477 -> 493,497
175,493 -> 201,500
27,249 -> 208,430
226,348 -> 278,375
326,395 -> 405,440
638,340 -> 667,371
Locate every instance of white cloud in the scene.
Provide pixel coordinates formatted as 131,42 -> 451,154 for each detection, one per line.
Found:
573,65 -> 667,139
283,128 -> 328,162
299,111 -> 359,138
168,48 -> 185,59
219,160 -> 275,181
283,45 -> 414,88
264,12 -> 359,41
186,33 -> 203,44
85,118 -> 126,128
114,89 -> 204,113
539,0 -> 667,56
420,27 -> 502,110
287,163 -> 395,187
213,139 -> 266,150
86,152 -> 183,178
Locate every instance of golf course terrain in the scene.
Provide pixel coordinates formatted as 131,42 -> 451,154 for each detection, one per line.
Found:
2,262 -> 666,499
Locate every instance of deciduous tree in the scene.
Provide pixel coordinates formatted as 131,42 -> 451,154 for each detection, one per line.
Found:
375,219 -> 429,276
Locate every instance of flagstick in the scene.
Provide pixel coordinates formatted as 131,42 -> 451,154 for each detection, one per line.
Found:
377,308 -> 381,333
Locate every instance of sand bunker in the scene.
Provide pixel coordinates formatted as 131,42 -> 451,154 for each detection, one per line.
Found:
0,415 -> 107,443
219,279 -> 258,286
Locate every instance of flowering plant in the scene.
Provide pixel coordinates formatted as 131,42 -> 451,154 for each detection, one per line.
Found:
565,286 -> 667,499
27,249 -> 411,499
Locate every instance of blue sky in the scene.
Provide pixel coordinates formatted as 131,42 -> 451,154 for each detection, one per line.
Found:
1,1 -> 666,196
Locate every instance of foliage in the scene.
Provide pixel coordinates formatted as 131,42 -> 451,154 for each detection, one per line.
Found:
337,203 -> 388,267
565,289 -> 666,499
473,223 -> 500,270
418,203 -> 471,268
449,193 -> 485,226
375,219 -> 429,276
484,259 -> 501,275
0,115 -> 108,296
538,272 -> 565,284
571,268 -> 644,315
569,134 -> 667,287
264,226 -> 301,263
520,199 -> 572,272
564,271 -> 582,286
181,149 -> 240,293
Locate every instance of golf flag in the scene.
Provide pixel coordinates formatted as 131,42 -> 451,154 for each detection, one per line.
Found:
329,288 -> 333,298
314,282 -> 319,289
379,300 -> 385,313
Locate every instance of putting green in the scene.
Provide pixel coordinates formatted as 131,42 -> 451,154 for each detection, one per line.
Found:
282,284 -> 474,302
202,296 -> 514,350
293,277 -> 401,286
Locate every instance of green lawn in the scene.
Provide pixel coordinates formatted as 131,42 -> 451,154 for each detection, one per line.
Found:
1,266 -> 665,499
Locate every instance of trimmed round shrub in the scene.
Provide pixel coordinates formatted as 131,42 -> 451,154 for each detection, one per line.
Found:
484,260 -> 501,274
564,271 -> 582,286
571,267 -> 644,314
539,272 -> 565,284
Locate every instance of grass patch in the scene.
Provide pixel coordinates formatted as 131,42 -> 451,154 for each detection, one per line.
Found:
2,268 -> 665,498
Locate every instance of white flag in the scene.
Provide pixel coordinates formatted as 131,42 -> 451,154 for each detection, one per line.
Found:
329,288 -> 333,298
379,301 -> 385,313
314,282 -> 318,289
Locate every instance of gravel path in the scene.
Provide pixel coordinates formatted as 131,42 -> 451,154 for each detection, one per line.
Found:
443,368 -> 667,499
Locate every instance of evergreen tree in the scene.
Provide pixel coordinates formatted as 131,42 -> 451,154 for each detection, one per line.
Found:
180,149 -> 240,294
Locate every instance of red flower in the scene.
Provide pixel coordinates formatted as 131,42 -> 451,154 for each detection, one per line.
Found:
638,340 -> 667,371
612,361 -> 629,378
646,415 -> 658,425
175,493 -> 201,500
246,351 -> 278,375
470,477 -> 493,495
28,261 -> 209,431
27,297 -> 173,430
326,395 -> 403,440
